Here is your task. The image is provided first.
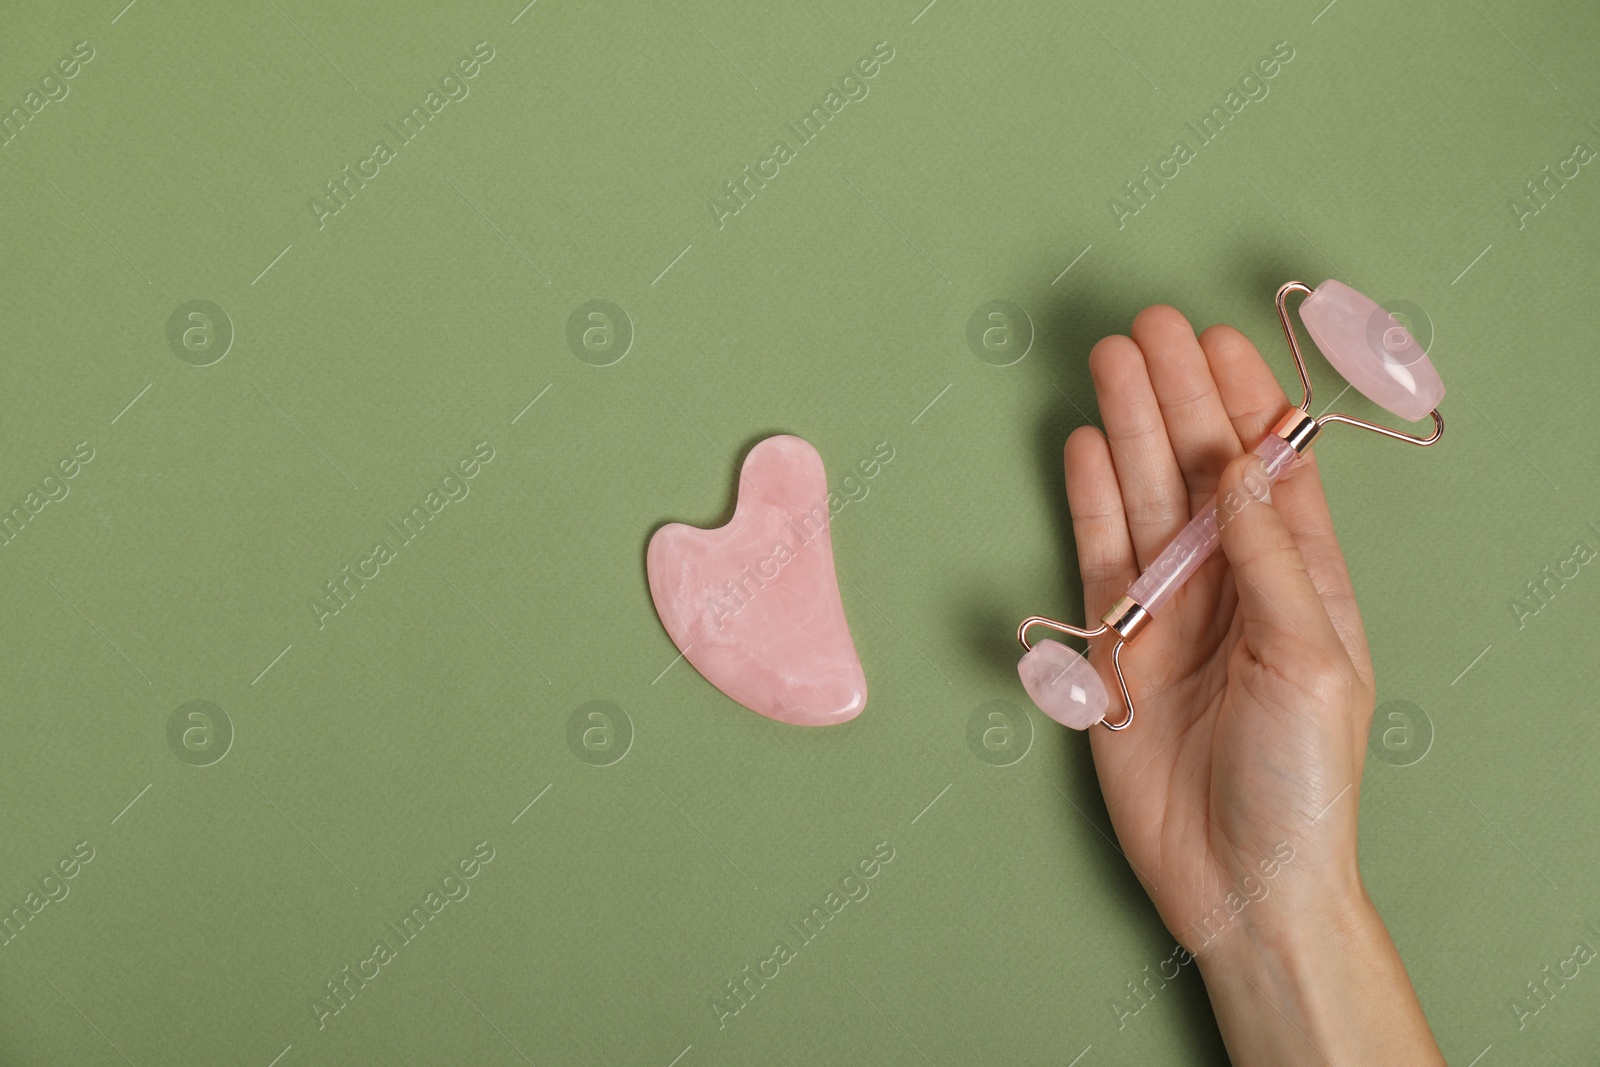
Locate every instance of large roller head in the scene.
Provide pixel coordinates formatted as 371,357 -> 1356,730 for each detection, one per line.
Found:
1298,280 -> 1445,423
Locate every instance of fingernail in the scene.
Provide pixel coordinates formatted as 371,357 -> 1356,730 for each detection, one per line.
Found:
1243,457 -> 1271,504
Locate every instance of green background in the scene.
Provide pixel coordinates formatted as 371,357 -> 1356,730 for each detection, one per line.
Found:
1,0 -> 1596,1063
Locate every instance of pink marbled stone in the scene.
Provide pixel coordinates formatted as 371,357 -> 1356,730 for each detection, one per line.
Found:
1018,639 -> 1109,730
1299,279 -> 1445,423
647,435 -> 867,726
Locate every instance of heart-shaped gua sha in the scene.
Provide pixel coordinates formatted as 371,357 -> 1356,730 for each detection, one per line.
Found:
647,435 -> 867,726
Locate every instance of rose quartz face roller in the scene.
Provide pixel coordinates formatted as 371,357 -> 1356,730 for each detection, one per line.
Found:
1017,280 -> 1445,731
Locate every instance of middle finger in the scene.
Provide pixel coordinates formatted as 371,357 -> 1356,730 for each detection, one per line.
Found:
1130,304 -> 1244,512
1088,333 -> 1190,569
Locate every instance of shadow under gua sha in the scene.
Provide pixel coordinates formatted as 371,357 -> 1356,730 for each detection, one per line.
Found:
647,435 -> 867,727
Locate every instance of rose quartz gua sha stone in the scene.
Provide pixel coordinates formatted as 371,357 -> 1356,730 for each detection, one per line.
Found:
647,435 -> 867,726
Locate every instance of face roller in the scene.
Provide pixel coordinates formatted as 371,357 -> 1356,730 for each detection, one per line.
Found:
1016,280 -> 1446,731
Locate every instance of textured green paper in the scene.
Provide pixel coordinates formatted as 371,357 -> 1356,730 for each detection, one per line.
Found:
1,1 -> 1597,1064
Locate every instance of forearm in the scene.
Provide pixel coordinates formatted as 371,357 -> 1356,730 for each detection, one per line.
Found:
1196,889 -> 1444,1066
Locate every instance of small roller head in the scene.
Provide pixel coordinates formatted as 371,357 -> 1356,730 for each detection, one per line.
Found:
1018,639 -> 1109,730
1298,280 -> 1445,423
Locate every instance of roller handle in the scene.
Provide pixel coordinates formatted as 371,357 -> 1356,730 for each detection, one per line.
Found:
1125,433 -> 1298,616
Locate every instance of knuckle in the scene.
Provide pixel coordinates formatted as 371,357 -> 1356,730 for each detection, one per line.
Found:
1123,497 -> 1182,529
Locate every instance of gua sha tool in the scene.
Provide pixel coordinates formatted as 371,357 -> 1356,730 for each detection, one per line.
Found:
647,435 -> 868,726
1017,280 -> 1446,732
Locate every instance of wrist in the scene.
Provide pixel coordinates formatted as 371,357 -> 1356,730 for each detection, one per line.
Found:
1199,879 -> 1375,1003
1195,883 -> 1443,1066
1216,860 -> 1369,967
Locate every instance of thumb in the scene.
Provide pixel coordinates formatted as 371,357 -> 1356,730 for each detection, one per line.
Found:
1214,451 -> 1339,655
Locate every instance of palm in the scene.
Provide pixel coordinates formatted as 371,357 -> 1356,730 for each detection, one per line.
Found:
1065,307 -> 1376,952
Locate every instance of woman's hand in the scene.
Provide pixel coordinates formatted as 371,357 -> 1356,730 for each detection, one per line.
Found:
1064,304 -> 1443,1065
